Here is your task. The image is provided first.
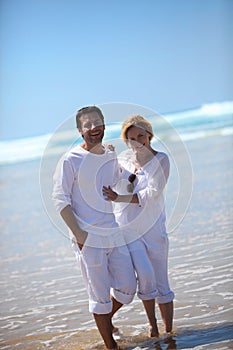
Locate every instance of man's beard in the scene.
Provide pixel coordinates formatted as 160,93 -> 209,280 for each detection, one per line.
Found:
84,129 -> 104,145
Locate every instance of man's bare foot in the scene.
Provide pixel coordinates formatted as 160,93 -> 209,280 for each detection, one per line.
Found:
149,324 -> 159,338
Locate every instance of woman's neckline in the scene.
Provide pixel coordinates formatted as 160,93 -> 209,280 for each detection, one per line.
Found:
133,150 -> 159,173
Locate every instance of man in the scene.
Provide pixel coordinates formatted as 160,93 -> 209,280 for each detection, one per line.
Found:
52,106 -> 136,350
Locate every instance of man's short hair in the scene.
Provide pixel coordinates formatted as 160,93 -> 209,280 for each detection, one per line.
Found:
76,106 -> 104,129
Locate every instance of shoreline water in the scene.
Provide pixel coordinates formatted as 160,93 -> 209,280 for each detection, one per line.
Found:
0,134 -> 233,349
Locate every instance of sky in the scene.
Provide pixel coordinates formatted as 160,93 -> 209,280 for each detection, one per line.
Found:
0,0 -> 232,140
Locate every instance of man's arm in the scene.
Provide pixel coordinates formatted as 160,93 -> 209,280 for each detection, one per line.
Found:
60,205 -> 88,250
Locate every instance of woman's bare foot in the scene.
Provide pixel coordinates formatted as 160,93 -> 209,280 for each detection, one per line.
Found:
111,326 -> 122,340
112,326 -> 119,334
149,324 -> 159,338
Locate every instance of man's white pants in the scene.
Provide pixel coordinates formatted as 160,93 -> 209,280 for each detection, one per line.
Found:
75,244 -> 137,314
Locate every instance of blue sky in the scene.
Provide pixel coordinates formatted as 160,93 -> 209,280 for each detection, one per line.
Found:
1,0 -> 232,140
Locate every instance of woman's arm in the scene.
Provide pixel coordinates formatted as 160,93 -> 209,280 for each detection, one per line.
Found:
103,154 -> 170,206
137,154 -> 170,206
102,185 -> 139,204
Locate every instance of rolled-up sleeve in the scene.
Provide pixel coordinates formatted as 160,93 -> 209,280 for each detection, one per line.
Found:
52,157 -> 74,213
137,154 -> 170,208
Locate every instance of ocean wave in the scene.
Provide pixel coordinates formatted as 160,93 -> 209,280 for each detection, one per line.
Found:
0,101 -> 232,165
164,100 -> 233,121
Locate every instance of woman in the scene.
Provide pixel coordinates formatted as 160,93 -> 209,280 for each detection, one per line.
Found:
103,114 -> 174,338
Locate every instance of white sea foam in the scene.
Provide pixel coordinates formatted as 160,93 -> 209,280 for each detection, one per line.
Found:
0,101 -> 232,165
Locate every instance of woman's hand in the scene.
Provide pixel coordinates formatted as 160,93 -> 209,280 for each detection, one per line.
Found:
102,186 -> 118,201
103,186 -> 139,204
103,143 -> 115,151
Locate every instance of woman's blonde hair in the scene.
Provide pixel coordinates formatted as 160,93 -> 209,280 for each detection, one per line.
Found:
121,114 -> 154,143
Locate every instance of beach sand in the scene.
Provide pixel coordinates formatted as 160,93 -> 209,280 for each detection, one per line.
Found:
0,134 -> 233,349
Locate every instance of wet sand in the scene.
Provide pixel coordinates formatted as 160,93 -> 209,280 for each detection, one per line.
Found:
0,134 -> 233,349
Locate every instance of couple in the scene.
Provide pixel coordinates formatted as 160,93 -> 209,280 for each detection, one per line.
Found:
52,106 -> 174,350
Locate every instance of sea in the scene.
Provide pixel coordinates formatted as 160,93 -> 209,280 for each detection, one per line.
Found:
0,101 -> 233,350
0,101 -> 233,166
